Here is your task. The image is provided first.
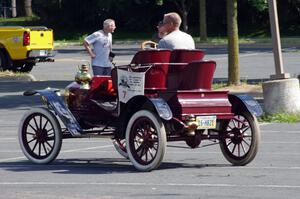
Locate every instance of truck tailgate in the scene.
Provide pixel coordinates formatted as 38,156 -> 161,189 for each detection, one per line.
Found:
29,28 -> 53,49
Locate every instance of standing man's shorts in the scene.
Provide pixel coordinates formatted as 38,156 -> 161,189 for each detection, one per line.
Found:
92,66 -> 112,76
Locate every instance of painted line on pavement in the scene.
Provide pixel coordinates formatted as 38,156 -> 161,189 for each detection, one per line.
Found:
0,145 -> 113,163
213,53 -> 261,61
0,182 -> 299,189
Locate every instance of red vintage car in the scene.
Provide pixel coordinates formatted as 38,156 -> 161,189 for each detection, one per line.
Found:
18,49 -> 262,171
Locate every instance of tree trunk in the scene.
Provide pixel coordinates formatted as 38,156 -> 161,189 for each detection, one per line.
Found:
199,0 -> 207,41
11,0 -> 17,17
175,0 -> 189,32
24,0 -> 33,17
227,0 -> 240,85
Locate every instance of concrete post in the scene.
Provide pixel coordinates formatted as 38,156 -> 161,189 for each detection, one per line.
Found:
262,78 -> 300,114
267,0 -> 290,79
262,0 -> 300,115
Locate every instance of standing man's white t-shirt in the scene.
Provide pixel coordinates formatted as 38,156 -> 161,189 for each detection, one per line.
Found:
84,30 -> 112,68
158,30 -> 195,50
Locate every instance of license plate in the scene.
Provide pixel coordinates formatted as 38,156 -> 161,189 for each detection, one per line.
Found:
40,50 -> 47,56
196,116 -> 217,129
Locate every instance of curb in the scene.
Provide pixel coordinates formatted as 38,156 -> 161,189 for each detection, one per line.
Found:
0,74 -> 36,82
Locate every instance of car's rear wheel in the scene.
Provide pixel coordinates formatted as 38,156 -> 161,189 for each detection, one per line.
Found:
126,110 -> 166,171
219,111 -> 260,166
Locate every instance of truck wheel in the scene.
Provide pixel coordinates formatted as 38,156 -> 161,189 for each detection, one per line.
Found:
0,50 -> 7,70
19,107 -> 62,164
13,63 -> 34,73
126,110 -> 166,171
219,111 -> 260,166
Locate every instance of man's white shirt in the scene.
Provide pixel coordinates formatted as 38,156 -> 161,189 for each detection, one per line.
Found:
85,30 -> 112,68
158,30 -> 195,50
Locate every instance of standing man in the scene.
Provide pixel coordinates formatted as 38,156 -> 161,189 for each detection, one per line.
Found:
83,19 -> 116,76
158,12 -> 195,50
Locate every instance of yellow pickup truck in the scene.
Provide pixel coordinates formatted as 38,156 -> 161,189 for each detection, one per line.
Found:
0,26 -> 55,72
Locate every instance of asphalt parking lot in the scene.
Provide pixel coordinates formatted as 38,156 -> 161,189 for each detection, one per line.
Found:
0,45 -> 300,198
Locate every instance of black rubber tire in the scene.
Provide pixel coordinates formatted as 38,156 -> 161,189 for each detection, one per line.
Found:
18,107 -> 62,164
219,111 -> 260,166
13,62 -> 34,73
0,50 -> 7,70
126,110 -> 166,171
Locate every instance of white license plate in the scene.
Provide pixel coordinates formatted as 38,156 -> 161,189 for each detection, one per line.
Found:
40,50 -> 47,56
196,116 -> 217,129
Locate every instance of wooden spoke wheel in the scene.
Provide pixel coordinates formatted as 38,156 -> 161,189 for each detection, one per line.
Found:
126,110 -> 166,171
19,107 -> 62,164
219,111 -> 260,166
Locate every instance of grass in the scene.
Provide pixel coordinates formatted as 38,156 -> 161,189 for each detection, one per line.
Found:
2,17 -> 300,46
0,70 -> 27,77
194,36 -> 300,46
259,112 -> 300,123
0,16 -> 40,26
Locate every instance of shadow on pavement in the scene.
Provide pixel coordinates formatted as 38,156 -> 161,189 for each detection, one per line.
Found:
0,81 -> 71,109
0,158 -> 230,174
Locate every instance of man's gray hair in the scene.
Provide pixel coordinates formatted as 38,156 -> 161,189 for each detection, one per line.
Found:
103,19 -> 115,28
164,12 -> 182,28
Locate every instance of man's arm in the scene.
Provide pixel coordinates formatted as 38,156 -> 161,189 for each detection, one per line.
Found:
83,40 -> 96,58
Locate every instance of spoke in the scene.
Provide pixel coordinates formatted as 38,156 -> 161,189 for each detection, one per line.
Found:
231,143 -> 237,154
241,142 -> 246,154
28,123 -> 37,132
145,148 -> 148,162
241,126 -> 250,133
47,132 -> 54,137
46,136 -> 55,141
26,132 -> 35,136
33,117 -> 40,131
42,120 -> 49,131
27,137 -> 37,144
139,146 -> 145,158
232,119 -> 238,128
226,140 -> 233,147
47,128 -> 54,133
242,139 -> 250,147
238,143 -> 241,156
136,131 -> 144,139
42,143 -> 48,154
149,148 -> 155,159
136,144 -> 143,153
227,125 -> 233,130
45,140 -> 53,149
32,140 -> 38,152
38,142 -> 41,156
39,115 -> 43,131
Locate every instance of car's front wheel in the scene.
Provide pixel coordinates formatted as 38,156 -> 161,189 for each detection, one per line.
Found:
19,107 -> 62,164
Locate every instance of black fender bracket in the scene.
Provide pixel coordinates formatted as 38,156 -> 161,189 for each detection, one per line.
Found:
23,88 -> 83,136
229,94 -> 263,117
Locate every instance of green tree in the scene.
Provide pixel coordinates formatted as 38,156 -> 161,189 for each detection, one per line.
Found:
156,0 -> 195,32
